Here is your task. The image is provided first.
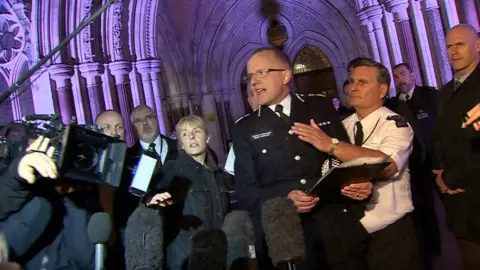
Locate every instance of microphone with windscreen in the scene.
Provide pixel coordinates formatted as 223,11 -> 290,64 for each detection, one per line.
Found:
261,197 -> 305,270
125,205 -> 164,270
188,229 -> 228,270
222,211 -> 256,269
87,212 -> 112,270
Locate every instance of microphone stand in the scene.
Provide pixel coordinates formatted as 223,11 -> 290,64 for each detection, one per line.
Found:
0,0 -> 118,105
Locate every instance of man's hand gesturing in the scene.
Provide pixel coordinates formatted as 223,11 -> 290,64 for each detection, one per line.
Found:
18,136 -> 58,184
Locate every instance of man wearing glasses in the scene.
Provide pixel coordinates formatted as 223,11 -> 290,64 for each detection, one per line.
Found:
114,105 -> 178,245
232,47 -> 372,270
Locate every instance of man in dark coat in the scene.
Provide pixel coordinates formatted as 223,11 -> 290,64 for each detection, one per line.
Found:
433,24 -> 480,270
114,105 -> 178,243
392,63 -> 442,264
233,47 -> 372,270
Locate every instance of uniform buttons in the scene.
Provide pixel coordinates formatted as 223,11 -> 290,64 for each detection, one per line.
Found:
294,155 -> 301,161
262,149 -> 267,154
288,130 -> 294,135
300,179 -> 307,184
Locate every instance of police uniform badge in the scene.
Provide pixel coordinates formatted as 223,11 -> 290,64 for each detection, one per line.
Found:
386,115 -> 408,128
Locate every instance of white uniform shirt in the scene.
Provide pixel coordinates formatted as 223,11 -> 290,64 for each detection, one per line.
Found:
139,135 -> 169,163
342,106 -> 414,233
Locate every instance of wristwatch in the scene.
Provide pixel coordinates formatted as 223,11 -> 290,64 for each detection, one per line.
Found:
328,138 -> 339,155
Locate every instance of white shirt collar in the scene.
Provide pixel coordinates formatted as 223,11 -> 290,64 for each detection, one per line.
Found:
455,67 -> 476,84
352,106 -> 384,135
139,135 -> 162,150
399,85 -> 415,101
268,94 -> 292,117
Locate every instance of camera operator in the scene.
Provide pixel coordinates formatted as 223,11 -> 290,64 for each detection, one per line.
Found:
0,136 -> 95,270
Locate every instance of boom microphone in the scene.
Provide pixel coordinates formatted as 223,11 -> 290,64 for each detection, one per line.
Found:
261,197 -> 305,269
188,229 -> 227,270
22,114 -> 60,122
222,211 -> 256,269
87,212 -> 112,270
125,205 -> 164,270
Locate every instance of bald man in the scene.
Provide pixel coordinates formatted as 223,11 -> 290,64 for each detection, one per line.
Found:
433,24 -> 480,270
95,110 -> 125,141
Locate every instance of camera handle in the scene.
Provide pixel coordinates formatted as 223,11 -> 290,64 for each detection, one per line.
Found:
0,0 -> 119,105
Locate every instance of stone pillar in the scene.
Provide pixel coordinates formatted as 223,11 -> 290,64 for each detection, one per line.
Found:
202,90 -> 225,160
357,11 -> 381,61
71,65 -> 92,124
49,64 -> 75,124
110,61 -> 136,146
384,0 -> 423,85
215,90 -> 228,153
421,0 -> 452,85
458,0 -> 480,30
137,59 -> 167,135
222,89 -> 234,140
441,0 -> 460,28
383,9 -> 403,64
30,68 -> 57,115
79,63 -> 105,122
364,5 -> 395,96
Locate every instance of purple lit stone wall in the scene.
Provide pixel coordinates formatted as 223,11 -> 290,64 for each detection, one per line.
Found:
0,0 -> 479,160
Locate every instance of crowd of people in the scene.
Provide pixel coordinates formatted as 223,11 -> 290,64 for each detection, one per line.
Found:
0,23 -> 479,270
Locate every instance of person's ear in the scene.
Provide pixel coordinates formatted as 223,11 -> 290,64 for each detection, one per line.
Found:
379,83 -> 388,99
282,70 -> 292,85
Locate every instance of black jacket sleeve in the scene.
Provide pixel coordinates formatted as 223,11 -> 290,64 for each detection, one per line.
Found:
0,156 -> 32,221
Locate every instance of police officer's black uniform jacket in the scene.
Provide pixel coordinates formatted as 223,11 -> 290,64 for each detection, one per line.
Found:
434,64 -> 480,244
232,94 -> 368,269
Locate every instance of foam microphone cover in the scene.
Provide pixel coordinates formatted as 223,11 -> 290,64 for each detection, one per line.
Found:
87,212 -> 112,244
261,197 -> 305,266
188,229 -> 227,270
125,205 -> 163,270
222,211 -> 255,268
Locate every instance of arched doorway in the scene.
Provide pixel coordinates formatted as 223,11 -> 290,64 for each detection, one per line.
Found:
293,45 -> 338,98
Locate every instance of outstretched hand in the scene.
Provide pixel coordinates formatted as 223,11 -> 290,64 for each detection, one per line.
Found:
291,119 -> 331,152
18,136 -> 58,184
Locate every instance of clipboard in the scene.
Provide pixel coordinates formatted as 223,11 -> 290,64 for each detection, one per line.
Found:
305,157 -> 391,196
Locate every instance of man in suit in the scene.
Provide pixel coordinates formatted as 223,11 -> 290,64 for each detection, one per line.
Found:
114,105 -> 178,244
433,24 -> 480,270
392,63 -> 442,266
233,47 -> 373,270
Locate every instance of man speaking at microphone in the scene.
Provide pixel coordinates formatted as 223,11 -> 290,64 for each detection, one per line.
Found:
232,47 -> 372,270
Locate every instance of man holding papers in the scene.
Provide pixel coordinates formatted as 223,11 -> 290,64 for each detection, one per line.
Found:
292,58 -> 419,270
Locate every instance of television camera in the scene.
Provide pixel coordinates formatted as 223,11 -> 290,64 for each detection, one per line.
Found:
0,114 -> 126,187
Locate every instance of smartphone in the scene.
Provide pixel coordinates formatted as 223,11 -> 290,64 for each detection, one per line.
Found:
129,153 -> 158,197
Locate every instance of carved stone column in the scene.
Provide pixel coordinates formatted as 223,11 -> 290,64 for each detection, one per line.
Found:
458,0 -> 480,30
137,59 -> 167,135
215,90 -> 228,153
384,0 -> 423,84
79,63 -> 105,122
364,5 -> 395,96
421,0 -> 452,85
357,11 -> 381,62
202,90 -> 225,160
222,89 -> 234,140
49,64 -> 75,124
110,61 -> 135,145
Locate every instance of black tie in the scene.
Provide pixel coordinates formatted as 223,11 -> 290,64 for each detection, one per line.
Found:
146,142 -> 162,164
454,79 -> 462,92
405,95 -> 410,101
354,121 -> 364,146
275,104 -> 289,123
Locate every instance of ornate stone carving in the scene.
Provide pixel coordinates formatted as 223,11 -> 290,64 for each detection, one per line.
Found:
112,0 -> 124,60
82,0 -> 94,62
144,0 -> 153,58
0,14 -> 25,64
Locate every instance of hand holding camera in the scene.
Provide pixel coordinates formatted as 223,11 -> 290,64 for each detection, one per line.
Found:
18,136 -> 58,184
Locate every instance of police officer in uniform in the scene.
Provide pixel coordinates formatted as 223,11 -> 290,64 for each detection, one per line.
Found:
233,47 -> 373,270
292,58 -> 420,270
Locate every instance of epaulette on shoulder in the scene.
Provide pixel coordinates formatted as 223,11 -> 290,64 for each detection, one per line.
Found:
234,113 -> 252,124
295,93 -> 327,103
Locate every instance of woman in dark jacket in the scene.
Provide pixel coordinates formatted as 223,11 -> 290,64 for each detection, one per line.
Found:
148,116 -> 230,270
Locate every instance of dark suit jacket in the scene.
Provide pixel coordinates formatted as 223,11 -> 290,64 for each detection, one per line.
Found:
434,64 -> 480,243
393,86 -> 441,254
233,94 -> 368,268
114,135 -> 178,229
